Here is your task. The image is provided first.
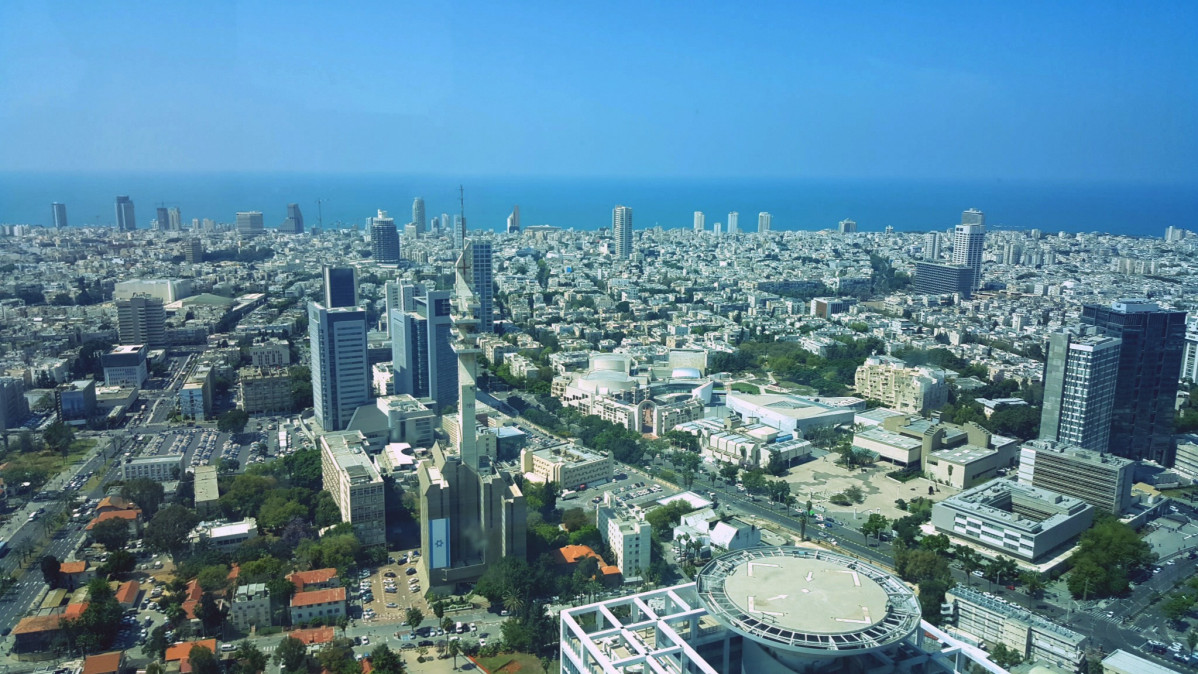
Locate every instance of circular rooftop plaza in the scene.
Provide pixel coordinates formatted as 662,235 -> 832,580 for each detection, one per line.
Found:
695,547 -> 922,657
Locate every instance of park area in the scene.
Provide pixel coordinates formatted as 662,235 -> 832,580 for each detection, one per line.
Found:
473,653 -> 556,674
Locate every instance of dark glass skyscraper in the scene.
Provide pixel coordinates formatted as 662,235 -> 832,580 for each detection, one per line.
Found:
115,196 -> 136,231
323,265 -> 358,308
51,202 -> 67,229
1081,299 -> 1186,465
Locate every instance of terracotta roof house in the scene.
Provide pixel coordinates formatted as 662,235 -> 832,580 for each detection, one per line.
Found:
288,568 -> 339,592
82,651 -> 126,674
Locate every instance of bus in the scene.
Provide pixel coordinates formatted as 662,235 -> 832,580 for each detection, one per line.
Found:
0,539 -> 8,558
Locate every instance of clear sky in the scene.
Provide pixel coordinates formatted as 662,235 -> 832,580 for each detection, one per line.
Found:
1,1 -> 1196,182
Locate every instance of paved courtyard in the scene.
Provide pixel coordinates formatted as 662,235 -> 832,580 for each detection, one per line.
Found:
784,454 -> 961,525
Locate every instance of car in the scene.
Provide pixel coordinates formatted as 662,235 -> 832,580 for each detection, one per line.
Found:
406,567 -> 417,575
354,637 -> 362,646
361,637 -> 369,645
221,644 -> 236,652
500,610 -> 510,616
386,602 -> 398,608
419,640 -> 434,647
971,570 -> 984,578
384,571 -> 396,577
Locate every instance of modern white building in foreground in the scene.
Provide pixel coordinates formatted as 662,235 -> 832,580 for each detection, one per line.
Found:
560,546 -> 1009,674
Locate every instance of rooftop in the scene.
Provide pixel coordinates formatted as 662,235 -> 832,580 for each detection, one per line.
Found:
696,547 -> 921,655
291,587 -> 347,607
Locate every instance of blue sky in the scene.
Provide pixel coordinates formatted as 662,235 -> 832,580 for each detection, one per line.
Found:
1,1 -> 1195,182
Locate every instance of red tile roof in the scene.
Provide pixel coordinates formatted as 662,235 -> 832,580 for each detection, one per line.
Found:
86,509 -> 141,530
165,639 -> 217,663
115,581 -> 140,605
290,587 -> 346,607
64,602 -> 89,618
288,568 -> 338,591
59,560 -> 88,575
13,615 -> 63,635
82,651 -> 124,674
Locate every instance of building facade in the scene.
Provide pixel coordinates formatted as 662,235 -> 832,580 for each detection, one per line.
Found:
854,356 -> 948,415
309,302 -> 370,432
1038,332 -> 1121,453
596,506 -> 651,577
230,583 -> 272,631
389,285 -> 457,410
117,296 -> 167,347
115,196 -> 136,231
1081,299 -> 1186,465
239,367 -> 293,414
914,262 -> 974,298
1018,439 -> 1134,515
521,445 -> 614,490
121,454 -> 184,482
101,345 -> 149,387
612,205 -> 632,259
952,213 -> 986,291
945,586 -> 1086,671
370,211 -> 400,263
931,481 -> 1094,562
321,431 -> 386,546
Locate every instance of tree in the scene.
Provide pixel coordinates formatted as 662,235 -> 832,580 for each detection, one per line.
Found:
860,513 -> 890,542
315,491 -> 342,527
98,549 -> 137,577
43,421 -> 76,455
1067,514 -> 1153,599
40,555 -> 60,587
1019,571 -> 1046,598
316,638 -> 359,674
719,463 -> 739,484
145,504 -> 200,554
217,409 -> 250,434
370,645 -> 405,674
120,478 -> 166,517
91,518 -> 131,551
61,577 -> 124,653
955,546 -> 983,585
274,636 -> 309,673
197,565 -> 231,592
988,643 -> 1023,669
188,644 -> 222,674
985,556 -> 1019,587
405,607 -> 425,631
233,641 -> 269,674
448,638 -> 461,670
195,591 -> 227,636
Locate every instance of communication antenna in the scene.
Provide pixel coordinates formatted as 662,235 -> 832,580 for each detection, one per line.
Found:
459,185 -> 465,220
316,198 -> 325,229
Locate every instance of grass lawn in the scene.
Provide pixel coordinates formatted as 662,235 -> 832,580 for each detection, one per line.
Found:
730,382 -> 760,395
474,653 -> 556,674
1,438 -> 96,483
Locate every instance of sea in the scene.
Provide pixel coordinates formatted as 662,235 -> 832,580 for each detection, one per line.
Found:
1,172 -> 1195,237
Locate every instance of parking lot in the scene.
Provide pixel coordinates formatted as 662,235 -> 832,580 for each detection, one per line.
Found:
353,549 -> 433,624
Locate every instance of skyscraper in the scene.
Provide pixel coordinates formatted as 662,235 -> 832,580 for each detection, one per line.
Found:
412,198 -> 426,235
155,207 -> 170,232
236,211 -> 264,236
322,265 -> 358,308
838,219 -> 858,233
925,232 -> 941,260
441,212 -> 450,236
281,203 -> 304,233
390,284 -> 457,410
506,206 -> 520,234
51,202 -> 67,229
462,240 -> 494,333
1081,299 -> 1186,465
1039,332 -> 1121,452
116,296 -> 167,347
612,205 -> 632,258
952,210 -> 986,291
757,212 -> 771,233
453,215 -> 466,250
168,207 -> 182,231
115,196 -> 136,231
309,301 -> 371,432
727,211 -> 739,234
370,210 -> 401,264
693,211 -> 705,232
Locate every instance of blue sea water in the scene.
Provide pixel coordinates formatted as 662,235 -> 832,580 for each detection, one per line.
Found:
0,172 -> 1195,237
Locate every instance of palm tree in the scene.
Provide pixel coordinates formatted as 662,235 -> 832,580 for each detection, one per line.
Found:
502,590 -> 524,616
447,639 -> 461,670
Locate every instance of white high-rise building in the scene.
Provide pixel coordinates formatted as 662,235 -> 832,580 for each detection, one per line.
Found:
925,232 -> 940,260
713,222 -> 722,235
612,205 -> 632,258
1039,332 -> 1121,453
693,211 -> 704,232
727,211 -> 739,234
507,205 -> 520,234
412,197 -> 425,235
953,209 -> 986,291
757,211 -> 771,233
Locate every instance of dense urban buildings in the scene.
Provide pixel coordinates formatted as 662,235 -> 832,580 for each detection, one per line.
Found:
1018,439 -> 1134,515
1081,299 -> 1186,465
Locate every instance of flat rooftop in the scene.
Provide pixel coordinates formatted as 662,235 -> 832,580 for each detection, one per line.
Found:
696,547 -> 920,654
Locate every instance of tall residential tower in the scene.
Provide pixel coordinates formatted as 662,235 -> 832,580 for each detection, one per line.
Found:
1038,332 -> 1121,453
115,196 -> 136,231
613,205 -> 632,258
953,209 -> 986,291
